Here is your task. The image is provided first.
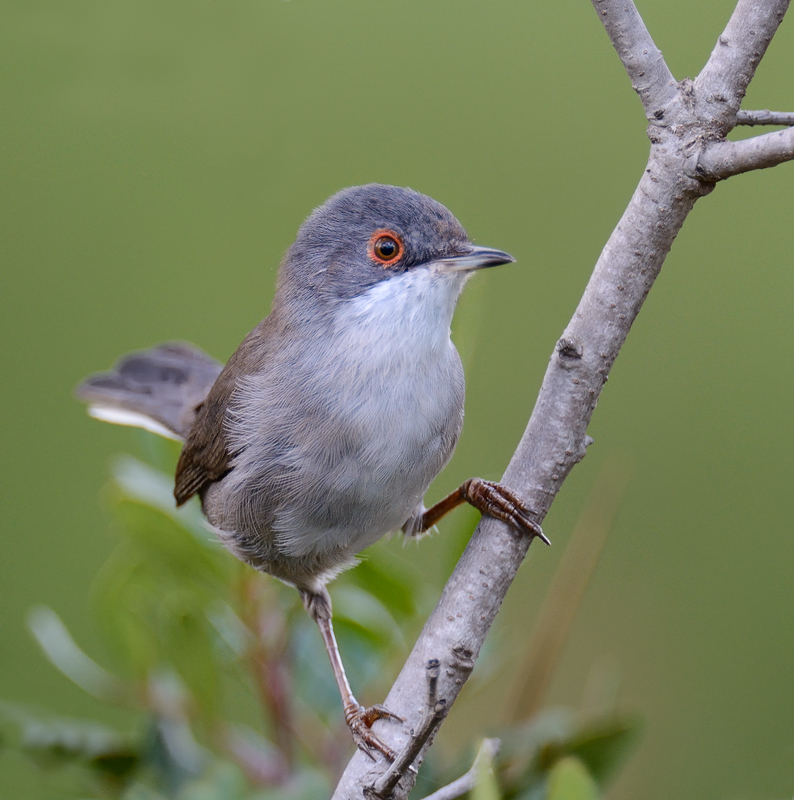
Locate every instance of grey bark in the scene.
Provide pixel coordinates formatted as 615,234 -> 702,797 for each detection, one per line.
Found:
737,109 -> 794,126
693,126 -> 794,179
333,1 -> 793,797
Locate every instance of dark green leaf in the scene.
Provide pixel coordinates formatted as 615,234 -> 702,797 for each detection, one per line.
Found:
0,701 -> 138,777
537,717 -> 641,785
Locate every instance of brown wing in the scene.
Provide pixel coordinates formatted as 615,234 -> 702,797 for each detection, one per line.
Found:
174,318 -> 274,506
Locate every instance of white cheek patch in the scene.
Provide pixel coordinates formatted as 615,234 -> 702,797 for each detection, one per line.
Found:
86,405 -> 183,442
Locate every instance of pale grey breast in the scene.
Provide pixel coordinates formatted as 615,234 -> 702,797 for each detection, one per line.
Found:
205,266 -> 467,570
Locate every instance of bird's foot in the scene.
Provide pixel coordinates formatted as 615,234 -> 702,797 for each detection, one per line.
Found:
345,703 -> 404,761
462,478 -> 550,545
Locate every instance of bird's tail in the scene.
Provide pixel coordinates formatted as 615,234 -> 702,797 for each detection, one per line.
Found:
75,342 -> 222,441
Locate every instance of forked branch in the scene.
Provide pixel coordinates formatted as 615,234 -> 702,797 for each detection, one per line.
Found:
332,1 -> 792,797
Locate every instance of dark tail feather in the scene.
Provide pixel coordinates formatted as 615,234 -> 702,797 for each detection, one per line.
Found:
76,342 -> 223,441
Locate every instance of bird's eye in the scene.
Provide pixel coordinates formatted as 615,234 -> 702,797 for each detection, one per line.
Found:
368,230 -> 404,267
375,237 -> 398,260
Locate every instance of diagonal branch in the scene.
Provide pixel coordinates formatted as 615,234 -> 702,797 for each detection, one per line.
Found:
694,126 -> 794,179
695,0 -> 791,127
332,1 -> 790,796
588,0 -> 677,116
333,148 -> 705,800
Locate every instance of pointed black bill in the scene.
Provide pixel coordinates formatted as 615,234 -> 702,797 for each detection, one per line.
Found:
434,244 -> 516,272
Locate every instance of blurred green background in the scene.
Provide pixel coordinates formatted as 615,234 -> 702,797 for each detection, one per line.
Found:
2,1 -> 793,798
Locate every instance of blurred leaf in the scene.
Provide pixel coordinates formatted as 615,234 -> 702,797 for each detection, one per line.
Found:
91,481 -> 236,684
174,761 -> 248,800
537,717 -> 641,785
206,601 -> 251,660
27,606 -> 130,703
120,786 -> 170,800
498,709 -> 640,800
111,498 -> 229,585
223,724 -> 288,787
0,701 -> 138,778
333,585 -> 406,650
143,713 -> 206,793
245,767 -> 331,800
546,757 -> 598,800
289,617 -> 344,718
91,546 -> 164,675
472,738 -> 502,800
331,584 -> 412,698
158,595 -> 223,720
498,708 -> 575,786
111,455 -> 208,545
347,543 -> 420,619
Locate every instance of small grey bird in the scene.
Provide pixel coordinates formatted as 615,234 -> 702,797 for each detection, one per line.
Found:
77,184 -> 547,758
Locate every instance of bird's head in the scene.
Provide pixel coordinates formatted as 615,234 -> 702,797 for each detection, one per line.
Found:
274,184 -> 515,315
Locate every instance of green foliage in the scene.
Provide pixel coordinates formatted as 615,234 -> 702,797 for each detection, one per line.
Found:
2,455 -> 640,798
472,740 -> 502,800
546,757 -> 599,800
0,701 -> 138,778
495,709 -> 640,800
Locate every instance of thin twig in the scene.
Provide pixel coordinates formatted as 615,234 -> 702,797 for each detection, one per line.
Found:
370,703 -> 447,799
695,126 -> 794,179
417,738 -> 501,800
369,660 -> 448,799
737,109 -> 794,126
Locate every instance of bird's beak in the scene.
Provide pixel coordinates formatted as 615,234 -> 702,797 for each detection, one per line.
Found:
433,244 -> 516,272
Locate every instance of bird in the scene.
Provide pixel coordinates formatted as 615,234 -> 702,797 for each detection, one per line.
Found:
76,184 -> 547,759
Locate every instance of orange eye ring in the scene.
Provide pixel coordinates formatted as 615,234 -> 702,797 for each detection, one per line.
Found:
368,229 -> 404,267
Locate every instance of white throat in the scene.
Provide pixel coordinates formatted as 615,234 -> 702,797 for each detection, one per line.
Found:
339,266 -> 470,359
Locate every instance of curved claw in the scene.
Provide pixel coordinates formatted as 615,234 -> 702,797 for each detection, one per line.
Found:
360,703 -> 404,726
462,479 -> 550,545
346,704 -> 403,761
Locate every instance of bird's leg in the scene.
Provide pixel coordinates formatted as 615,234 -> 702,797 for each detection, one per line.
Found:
405,478 -> 550,544
301,588 -> 403,760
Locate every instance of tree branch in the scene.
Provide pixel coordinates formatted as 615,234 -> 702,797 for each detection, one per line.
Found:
694,126 -> 794,179
589,0 -> 677,116
333,131 -> 704,800
368,661 -> 446,799
695,0 -> 791,129
332,1 -> 791,796
737,109 -> 794,126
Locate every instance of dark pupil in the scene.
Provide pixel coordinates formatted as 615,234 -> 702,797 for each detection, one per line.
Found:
376,237 -> 397,259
